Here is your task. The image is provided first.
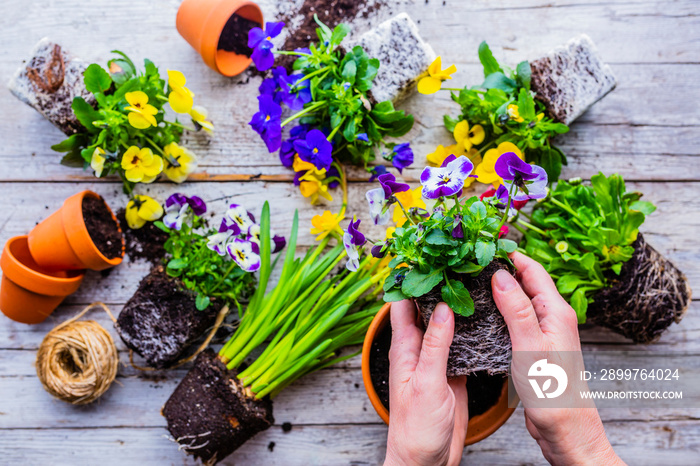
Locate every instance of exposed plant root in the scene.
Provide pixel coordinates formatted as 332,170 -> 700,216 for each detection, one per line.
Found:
587,234 -> 692,343
415,261 -> 513,376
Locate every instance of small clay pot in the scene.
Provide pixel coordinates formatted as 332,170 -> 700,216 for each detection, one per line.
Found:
0,236 -> 84,324
361,302 -> 518,445
176,0 -> 263,76
28,190 -> 124,272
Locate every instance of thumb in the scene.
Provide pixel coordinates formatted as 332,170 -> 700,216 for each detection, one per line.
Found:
415,303 -> 455,383
492,269 -> 543,351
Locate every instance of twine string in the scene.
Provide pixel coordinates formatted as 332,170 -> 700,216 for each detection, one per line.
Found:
35,302 -> 119,405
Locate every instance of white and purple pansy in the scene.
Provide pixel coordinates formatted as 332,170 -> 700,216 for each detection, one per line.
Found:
224,204 -> 256,232
226,239 -> 261,272
366,187 -> 392,226
420,155 -> 474,199
494,152 -> 548,201
343,217 -> 366,272
246,224 -> 287,254
163,193 -> 207,230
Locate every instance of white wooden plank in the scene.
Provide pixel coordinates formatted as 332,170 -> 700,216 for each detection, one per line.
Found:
1,419 -> 699,465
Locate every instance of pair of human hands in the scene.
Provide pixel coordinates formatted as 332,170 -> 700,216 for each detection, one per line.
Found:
384,252 -> 624,466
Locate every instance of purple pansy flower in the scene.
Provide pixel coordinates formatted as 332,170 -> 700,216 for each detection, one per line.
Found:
482,184 -> 518,216
259,78 -> 278,99
369,165 -> 387,182
223,204 -> 256,233
343,217 -> 366,272
247,224 -> 287,254
494,152 -> 548,201
326,165 -> 341,189
279,73 -> 312,110
207,219 -> 239,255
163,194 -> 207,230
378,173 -> 410,198
356,133 -> 369,142
294,129 -> 333,171
371,242 -> 387,258
248,22 -> 284,71
249,95 -> 282,152
452,215 -> 464,239
226,239 -> 262,272
420,155 -> 474,199
279,124 -> 309,168
390,143 -> 414,173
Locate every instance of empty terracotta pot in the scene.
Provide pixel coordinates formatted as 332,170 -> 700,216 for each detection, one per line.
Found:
362,302 -> 518,445
28,190 -> 124,272
0,236 -> 85,324
176,0 -> 263,76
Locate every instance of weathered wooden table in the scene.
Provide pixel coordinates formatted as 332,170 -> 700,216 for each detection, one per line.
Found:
1,0 -> 698,464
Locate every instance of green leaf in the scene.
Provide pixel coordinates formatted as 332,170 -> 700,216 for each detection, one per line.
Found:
629,200 -> 656,215
314,14 -> 333,43
516,61 -> 531,89
83,64 -> 112,94
481,72 -> 517,93
516,88 -> 536,121
443,114 -> 459,133
383,288 -> 408,302
342,60 -> 357,83
441,277 -> 475,317
60,151 -> 86,168
556,275 -> 587,295
469,201 -> 487,220
195,294 -> 210,311
401,268 -> 443,298
611,263 -> 623,275
71,97 -> 101,132
167,258 -> 189,269
330,23 -> 350,46
570,288 -> 589,323
452,262 -> 483,274
478,41 -> 502,77
51,134 -> 85,152
498,238 -> 517,253
474,240 -> 496,266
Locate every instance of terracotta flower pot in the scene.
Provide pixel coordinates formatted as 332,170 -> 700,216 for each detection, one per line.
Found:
362,302 -> 518,445
176,0 -> 263,77
28,190 -> 124,272
0,236 -> 85,324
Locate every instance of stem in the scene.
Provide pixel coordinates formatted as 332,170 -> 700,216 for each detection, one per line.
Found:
143,136 -> 165,156
394,198 -> 417,225
550,197 -> 580,219
295,66 -> 330,85
281,101 -> 327,127
476,139 -> 497,155
274,51 -> 312,57
156,95 -> 169,102
210,261 -> 237,293
164,120 -> 197,132
327,117 -> 345,141
517,219 -> 548,237
498,182 -> 518,232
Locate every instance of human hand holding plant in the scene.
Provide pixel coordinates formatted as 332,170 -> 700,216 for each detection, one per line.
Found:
384,300 -> 468,466
492,252 -> 624,466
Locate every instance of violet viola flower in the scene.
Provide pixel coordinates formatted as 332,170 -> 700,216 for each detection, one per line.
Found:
226,239 -> 262,272
390,143 -> 414,173
494,152 -> 548,201
371,242 -> 387,258
369,165 -> 387,182
248,22 -> 284,71
163,194 -> 207,230
279,73 -> 312,111
294,129 -> 333,171
482,185 -> 517,216
249,95 -> 282,152
420,155 -> 474,199
356,133 -> 369,142
378,173 -> 410,198
452,215 -> 464,239
343,217 -> 366,272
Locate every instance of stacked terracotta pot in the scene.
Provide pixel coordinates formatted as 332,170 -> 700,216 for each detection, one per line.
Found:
0,191 -> 124,324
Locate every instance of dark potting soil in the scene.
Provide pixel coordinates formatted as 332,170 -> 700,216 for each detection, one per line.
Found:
275,0 -> 385,69
82,195 -> 123,259
163,349 -> 274,464
587,234 -> 692,344
369,321 -> 506,419
415,261 -> 514,377
218,13 -> 259,56
115,266 -> 222,369
116,208 -> 168,264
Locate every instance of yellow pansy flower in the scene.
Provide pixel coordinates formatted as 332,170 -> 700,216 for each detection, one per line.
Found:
310,210 -> 345,241
121,146 -> 163,183
162,142 -> 197,183
125,195 -> 164,229
453,120 -> 485,152
168,70 -> 195,114
463,148 -> 483,189
91,147 -> 106,177
507,104 -> 524,123
125,91 -> 158,129
299,168 -> 332,204
426,144 -> 464,167
293,154 -> 316,173
190,105 -> 214,133
393,187 -> 426,226
417,56 -> 457,94
385,226 -> 396,240
474,142 -> 524,186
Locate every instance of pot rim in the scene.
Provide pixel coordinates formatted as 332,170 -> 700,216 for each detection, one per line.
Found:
63,190 -> 124,269
361,301 -> 518,445
1,236 -> 84,296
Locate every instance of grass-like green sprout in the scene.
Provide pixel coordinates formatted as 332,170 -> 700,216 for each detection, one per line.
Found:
218,202 -> 388,399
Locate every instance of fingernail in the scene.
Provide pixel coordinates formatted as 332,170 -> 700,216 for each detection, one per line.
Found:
432,303 -> 450,323
493,270 -> 517,292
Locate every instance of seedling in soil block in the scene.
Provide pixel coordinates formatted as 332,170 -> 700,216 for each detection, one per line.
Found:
517,173 -> 691,343
164,203 -> 387,463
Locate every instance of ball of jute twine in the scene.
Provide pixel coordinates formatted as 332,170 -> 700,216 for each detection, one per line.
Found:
36,302 -> 119,405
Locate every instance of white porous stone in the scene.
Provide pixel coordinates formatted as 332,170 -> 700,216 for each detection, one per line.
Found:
8,37 -> 95,135
530,34 -> 617,125
347,12 -> 436,104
